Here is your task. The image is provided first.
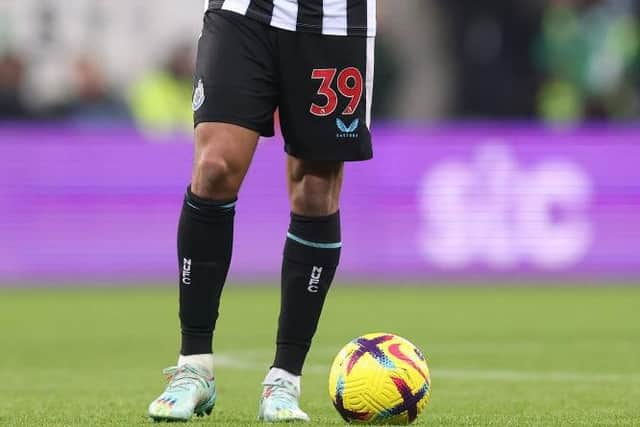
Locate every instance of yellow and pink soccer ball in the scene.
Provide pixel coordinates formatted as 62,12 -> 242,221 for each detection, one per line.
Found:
328,333 -> 431,425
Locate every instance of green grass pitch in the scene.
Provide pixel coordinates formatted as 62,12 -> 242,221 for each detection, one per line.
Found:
1,285 -> 639,426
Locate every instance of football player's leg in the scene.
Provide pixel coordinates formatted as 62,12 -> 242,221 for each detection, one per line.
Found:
149,123 -> 258,422
259,158 -> 343,423
179,122 -> 259,359
150,8 -> 278,421
276,157 -> 344,374
181,9 -> 275,363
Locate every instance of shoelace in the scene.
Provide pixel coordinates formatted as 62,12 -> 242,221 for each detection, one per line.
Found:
162,366 -> 208,392
262,380 -> 298,408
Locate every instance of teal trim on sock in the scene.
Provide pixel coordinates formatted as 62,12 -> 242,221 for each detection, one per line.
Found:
286,232 -> 342,249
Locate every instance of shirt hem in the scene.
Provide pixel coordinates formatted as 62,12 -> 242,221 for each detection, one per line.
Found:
208,4 -> 376,37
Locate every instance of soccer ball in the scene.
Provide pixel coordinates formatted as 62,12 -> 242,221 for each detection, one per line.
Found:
328,333 -> 431,425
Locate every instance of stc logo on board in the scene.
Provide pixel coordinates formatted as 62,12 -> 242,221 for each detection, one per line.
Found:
418,143 -> 593,271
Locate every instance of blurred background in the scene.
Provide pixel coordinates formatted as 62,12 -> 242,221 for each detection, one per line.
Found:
1,0 -> 639,285
2,0 -> 640,124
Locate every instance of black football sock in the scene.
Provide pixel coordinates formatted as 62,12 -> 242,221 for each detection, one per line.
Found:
178,186 -> 235,355
273,211 -> 341,375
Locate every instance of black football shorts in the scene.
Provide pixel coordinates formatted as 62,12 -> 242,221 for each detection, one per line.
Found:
193,10 -> 374,161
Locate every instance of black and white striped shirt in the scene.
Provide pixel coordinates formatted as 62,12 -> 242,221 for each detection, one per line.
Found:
206,0 -> 376,37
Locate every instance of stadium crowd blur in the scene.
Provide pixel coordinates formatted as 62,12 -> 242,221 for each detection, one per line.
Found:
0,0 -> 638,132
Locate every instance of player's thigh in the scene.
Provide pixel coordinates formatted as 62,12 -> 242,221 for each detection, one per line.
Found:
286,157 -> 344,215
193,9 -> 279,137
277,33 -> 374,162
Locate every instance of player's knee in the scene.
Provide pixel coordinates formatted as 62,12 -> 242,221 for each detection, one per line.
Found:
290,175 -> 339,216
195,153 -> 231,183
192,152 -> 237,198
191,123 -> 257,199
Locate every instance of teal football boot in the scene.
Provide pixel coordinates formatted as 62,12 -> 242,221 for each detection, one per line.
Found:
258,377 -> 310,423
148,364 -> 216,422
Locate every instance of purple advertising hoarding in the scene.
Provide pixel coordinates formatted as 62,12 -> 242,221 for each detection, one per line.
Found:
1,125 -> 639,284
